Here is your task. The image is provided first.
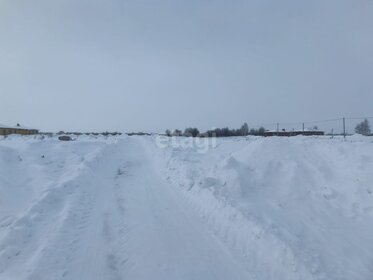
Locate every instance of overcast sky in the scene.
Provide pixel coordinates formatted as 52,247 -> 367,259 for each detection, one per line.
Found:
0,0 -> 372,132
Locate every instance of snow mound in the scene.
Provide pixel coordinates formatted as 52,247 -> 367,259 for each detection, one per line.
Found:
157,136 -> 373,280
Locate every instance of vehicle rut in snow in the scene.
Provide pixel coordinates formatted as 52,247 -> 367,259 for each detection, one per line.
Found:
0,138 -> 249,280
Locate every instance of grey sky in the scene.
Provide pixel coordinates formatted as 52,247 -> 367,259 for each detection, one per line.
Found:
1,0 -> 372,132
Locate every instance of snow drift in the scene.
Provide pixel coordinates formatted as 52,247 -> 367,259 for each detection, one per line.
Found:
155,136 -> 373,280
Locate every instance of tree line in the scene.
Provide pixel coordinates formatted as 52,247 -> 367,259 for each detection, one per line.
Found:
165,123 -> 267,138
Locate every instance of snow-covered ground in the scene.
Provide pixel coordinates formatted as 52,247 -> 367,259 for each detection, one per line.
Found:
0,135 -> 372,280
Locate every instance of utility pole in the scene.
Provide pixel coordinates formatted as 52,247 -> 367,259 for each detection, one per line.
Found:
343,117 -> 346,139
276,123 -> 279,134
302,123 -> 305,133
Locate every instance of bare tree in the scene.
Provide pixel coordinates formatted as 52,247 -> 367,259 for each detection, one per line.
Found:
172,129 -> 182,136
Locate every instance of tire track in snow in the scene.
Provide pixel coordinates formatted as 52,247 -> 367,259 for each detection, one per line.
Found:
118,137 -> 251,280
26,142 -> 131,280
1,137 -> 252,280
0,142 -> 113,280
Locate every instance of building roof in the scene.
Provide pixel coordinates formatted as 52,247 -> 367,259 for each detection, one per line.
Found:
0,124 -> 38,130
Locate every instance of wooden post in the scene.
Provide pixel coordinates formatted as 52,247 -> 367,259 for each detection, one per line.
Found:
343,117 -> 346,139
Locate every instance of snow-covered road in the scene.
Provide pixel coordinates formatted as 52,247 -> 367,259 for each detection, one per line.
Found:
0,137 -> 249,280
1,135 -> 373,280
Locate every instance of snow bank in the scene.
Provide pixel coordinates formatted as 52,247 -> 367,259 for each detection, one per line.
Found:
153,136 -> 373,280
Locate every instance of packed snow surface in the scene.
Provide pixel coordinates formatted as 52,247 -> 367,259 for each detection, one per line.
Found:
0,135 -> 372,280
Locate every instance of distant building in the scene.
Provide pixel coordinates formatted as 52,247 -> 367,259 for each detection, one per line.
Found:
0,124 -> 39,136
263,130 -> 324,137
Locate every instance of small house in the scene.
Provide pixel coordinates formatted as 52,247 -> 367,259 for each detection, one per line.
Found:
0,124 -> 39,136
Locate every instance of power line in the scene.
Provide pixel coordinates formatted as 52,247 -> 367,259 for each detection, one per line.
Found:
303,118 -> 342,124
345,117 -> 373,120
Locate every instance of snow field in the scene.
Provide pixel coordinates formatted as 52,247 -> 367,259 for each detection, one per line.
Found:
0,134 -> 372,280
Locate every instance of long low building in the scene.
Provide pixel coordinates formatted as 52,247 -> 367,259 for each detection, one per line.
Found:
263,130 -> 324,137
0,124 -> 39,136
